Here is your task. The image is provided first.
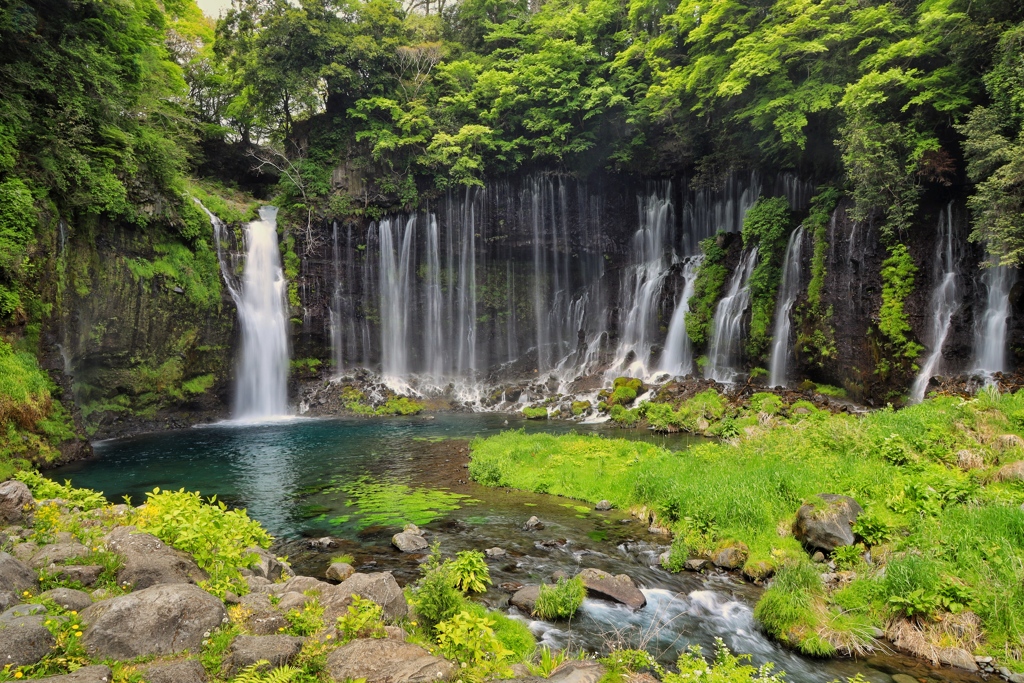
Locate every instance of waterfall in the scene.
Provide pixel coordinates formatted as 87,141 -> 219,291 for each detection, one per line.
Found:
378,216 -> 417,385
974,262 -> 1017,376
233,207 -> 290,419
424,214 -> 444,382
768,228 -> 804,387
609,186 -> 674,378
704,248 -> 759,383
659,257 -> 703,377
909,204 -> 961,403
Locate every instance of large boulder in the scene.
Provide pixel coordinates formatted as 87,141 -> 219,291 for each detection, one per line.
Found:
710,543 -> 749,570
578,569 -> 646,610
326,562 -> 355,582
223,634 -> 304,675
40,588 -> 92,613
322,572 -> 409,621
391,532 -> 428,553
326,638 -> 455,683
79,583 -> 226,659
792,494 -> 863,551
270,575 -> 331,596
0,552 -> 38,594
0,481 -> 34,525
0,604 -> 54,666
246,547 -> 288,582
996,461 -> 1024,482
510,585 -> 540,613
35,665 -> 113,682
548,661 -> 606,683
143,659 -> 207,683
104,526 -> 207,590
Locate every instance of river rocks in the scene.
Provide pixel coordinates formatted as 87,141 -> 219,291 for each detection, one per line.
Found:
30,541 -> 90,569
79,583 -> 226,659
510,585 -> 540,612
273,575 -> 332,595
485,547 -> 507,558
326,638 -> 455,683
0,481 -> 34,524
277,591 -> 312,612
53,565 -> 103,586
392,532 -> 429,553
792,494 -> 863,551
996,460 -> 1024,482
326,561 -> 356,581
143,659 -> 207,683
0,606 -> 55,666
40,588 -> 92,613
224,635 -> 304,675
246,547 -> 289,581
322,572 -> 409,621
524,516 -> 544,531
595,500 -> 613,511
36,665 -> 114,682
684,558 -> 710,572
104,526 -> 207,589
548,660 -> 606,683
710,543 -> 749,570
0,552 -> 38,594
578,568 -> 646,609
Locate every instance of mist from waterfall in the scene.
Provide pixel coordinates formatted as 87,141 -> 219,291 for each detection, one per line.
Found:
705,248 -> 759,383
659,257 -> 703,377
909,204 -> 961,403
768,228 -> 804,387
233,207 -> 290,419
974,262 -> 1017,376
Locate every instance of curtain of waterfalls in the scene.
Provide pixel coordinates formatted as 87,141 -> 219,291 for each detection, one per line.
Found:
705,248 -> 759,383
659,257 -> 703,377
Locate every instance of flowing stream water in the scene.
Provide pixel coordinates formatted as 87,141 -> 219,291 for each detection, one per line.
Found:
54,417 -> 982,683
910,204 -> 961,402
768,228 -> 804,387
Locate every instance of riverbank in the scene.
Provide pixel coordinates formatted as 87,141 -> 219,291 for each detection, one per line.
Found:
468,389 -> 1024,678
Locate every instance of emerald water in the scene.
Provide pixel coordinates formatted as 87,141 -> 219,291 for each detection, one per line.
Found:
51,416 -> 982,683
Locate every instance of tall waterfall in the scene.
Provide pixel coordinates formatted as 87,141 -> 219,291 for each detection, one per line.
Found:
705,248 -> 759,383
233,207 -> 290,418
609,187 -> 674,377
909,205 -> 961,403
768,228 -> 804,387
974,262 -> 1017,376
377,216 -> 417,385
659,257 -> 703,377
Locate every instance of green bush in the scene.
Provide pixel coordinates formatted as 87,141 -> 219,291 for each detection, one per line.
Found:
461,601 -> 536,662
450,550 -> 491,593
686,236 -> 729,347
409,551 -> 466,630
337,595 -> 386,643
534,577 -> 586,619
435,610 -> 513,678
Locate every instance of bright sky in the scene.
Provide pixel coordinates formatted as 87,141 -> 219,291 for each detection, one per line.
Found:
196,0 -> 233,18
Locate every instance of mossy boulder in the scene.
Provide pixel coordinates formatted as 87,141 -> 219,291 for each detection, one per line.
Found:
571,401 -> 592,416
792,494 -> 863,552
522,407 -> 548,420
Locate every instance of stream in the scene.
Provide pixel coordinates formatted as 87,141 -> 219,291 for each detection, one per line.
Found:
50,415 -> 986,683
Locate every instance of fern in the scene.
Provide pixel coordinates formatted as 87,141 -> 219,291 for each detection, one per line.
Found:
229,661 -> 314,683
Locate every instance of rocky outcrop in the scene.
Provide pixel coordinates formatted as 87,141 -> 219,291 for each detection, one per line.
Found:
792,494 -> 863,551
246,546 -> 289,581
577,568 -> 646,609
104,526 -> 207,589
326,562 -> 355,581
326,638 -> 455,683
79,583 -> 226,659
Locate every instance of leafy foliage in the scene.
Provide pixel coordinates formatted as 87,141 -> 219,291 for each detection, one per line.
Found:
450,550 -> 491,593
686,237 -> 729,348
534,577 -> 586,619
741,197 -> 793,361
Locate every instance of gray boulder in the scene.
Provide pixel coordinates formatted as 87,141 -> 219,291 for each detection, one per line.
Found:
53,565 -> 103,586
326,562 -> 355,582
548,661 -> 606,683
276,591 -> 311,612
41,588 -> 92,613
35,665 -> 113,682
11,542 -> 37,563
326,638 -> 455,683
0,610 -> 55,666
271,575 -> 331,596
391,532 -> 428,553
792,494 -> 863,551
30,542 -> 90,569
79,583 -> 226,659
104,526 -> 207,589
322,572 -> 409,621
595,500 -> 613,511
0,480 -> 34,524
224,634 -> 304,675
710,543 -> 749,570
246,547 -> 288,582
684,558 -> 711,572
143,659 -> 207,683
0,552 -> 37,594
578,568 -> 646,609
523,516 -> 544,531
510,585 -> 540,613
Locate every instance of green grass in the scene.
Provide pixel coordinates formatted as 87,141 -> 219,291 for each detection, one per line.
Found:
470,392 -> 1024,664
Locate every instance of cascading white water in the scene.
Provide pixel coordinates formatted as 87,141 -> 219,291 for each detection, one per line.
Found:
608,187 -> 674,378
974,262 -> 1017,376
909,204 -> 961,403
767,228 -> 804,387
704,248 -> 759,383
658,257 -> 703,377
378,216 -> 417,385
233,207 -> 290,419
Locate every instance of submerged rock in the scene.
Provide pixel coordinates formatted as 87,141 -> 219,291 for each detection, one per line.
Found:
578,568 -> 646,609
392,532 -> 429,553
326,638 -> 455,683
792,494 -> 863,551
79,583 -> 226,659
484,547 -> 506,558
523,516 -> 544,531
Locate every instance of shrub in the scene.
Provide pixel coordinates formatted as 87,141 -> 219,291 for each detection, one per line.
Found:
409,550 -> 465,630
133,487 -> 272,597
753,562 -> 830,653
749,393 -> 784,416
450,550 -> 491,593
285,600 -> 325,636
337,595 -> 386,643
435,610 -> 513,679
15,471 -> 106,510
534,577 -> 586,620
667,639 -> 784,683
686,236 -> 730,347
609,404 -> 641,426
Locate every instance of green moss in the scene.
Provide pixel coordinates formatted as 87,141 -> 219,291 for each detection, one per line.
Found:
522,406 -> 548,419
181,374 -> 215,396
609,385 -> 638,406
741,197 -> 793,362
877,243 -> 924,378
685,236 -> 729,348
125,240 -> 221,310
0,340 -> 76,466
571,400 -> 592,416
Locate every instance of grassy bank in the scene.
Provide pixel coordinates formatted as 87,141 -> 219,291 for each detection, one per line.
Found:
469,389 -> 1024,667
